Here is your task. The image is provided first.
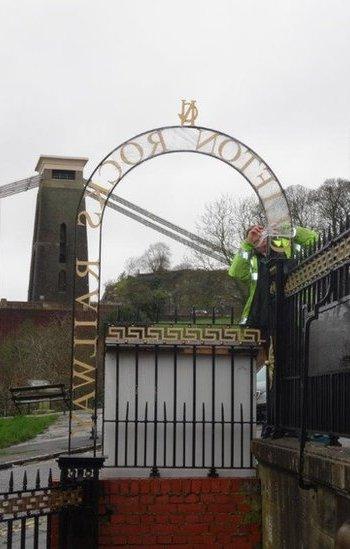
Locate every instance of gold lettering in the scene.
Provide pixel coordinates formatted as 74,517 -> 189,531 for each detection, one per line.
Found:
77,210 -> 101,229
195,130 -> 219,154
240,152 -> 257,172
72,392 -> 95,411
73,359 -> 95,390
120,142 -> 144,165
147,130 -> 168,156
73,337 -> 98,357
99,160 -> 123,184
263,191 -> 283,204
76,260 -> 99,281
217,139 -> 242,163
74,319 -> 98,329
86,182 -> 109,209
75,289 -> 99,311
255,169 -> 275,190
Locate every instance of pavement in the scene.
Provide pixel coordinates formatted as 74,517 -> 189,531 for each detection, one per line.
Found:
0,410 -> 102,470
0,408 -> 100,549
0,409 -> 102,548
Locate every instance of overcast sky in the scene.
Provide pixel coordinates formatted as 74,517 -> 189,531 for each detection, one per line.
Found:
0,0 -> 349,300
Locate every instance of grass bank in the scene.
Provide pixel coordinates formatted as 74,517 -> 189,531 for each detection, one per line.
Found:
0,414 -> 57,449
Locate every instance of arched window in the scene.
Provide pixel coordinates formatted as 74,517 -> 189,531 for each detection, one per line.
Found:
59,223 -> 67,263
58,270 -> 67,292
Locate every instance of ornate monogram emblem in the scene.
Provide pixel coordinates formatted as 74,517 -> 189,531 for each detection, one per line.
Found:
178,99 -> 198,126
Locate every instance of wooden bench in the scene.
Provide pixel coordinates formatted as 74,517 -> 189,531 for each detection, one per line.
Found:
10,383 -> 70,412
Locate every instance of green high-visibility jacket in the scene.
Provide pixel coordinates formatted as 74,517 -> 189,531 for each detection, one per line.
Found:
228,226 -> 318,324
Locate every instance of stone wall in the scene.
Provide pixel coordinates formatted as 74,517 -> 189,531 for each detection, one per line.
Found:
28,166 -> 88,305
99,477 -> 261,547
252,438 -> 350,548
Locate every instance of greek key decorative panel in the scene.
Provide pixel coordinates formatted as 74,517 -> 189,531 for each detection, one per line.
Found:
285,234 -> 350,296
106,324 -> 262,346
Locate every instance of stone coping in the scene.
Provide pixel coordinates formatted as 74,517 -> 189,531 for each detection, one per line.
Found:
252,438 -> 350,493
0,299 -> 70,310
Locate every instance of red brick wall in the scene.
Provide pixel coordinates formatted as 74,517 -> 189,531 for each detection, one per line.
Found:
99,477 -> 261,548
0,305 -> 70,339
0,301 -> 116,339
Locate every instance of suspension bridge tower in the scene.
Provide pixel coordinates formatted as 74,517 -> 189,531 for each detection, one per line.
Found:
28,156 -> 88,305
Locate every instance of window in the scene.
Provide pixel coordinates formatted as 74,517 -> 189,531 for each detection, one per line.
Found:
59,223 -> 67,263
58,270 -> 67,292
52,169 -> 75,180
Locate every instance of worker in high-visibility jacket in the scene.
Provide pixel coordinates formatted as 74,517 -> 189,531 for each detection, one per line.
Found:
228,225 -> 318,329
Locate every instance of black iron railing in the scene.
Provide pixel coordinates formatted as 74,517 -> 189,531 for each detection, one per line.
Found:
104,319 -> 261,476
270,216 -> 350,439
0,468 -> 63,548
0,456 -> 105,549
111,305 -> 240,326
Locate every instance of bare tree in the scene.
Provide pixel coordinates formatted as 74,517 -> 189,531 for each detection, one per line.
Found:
312,178 -> 350,233
194,180 -> 350,271
140,242 -> 171,273
284,180 -> 350,232
194,194 -> 265,268
284,185 -> 316,227
125,256 -> 142,276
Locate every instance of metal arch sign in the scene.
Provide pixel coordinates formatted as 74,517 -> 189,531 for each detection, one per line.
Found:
69,125 -> 291,450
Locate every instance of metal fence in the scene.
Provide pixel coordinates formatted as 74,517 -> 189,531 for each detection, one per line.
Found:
0,468 -> 60,548
103,321 -> 261,476
271,217 -> 350,439
0,457 -> 105,549
112,305 -> 240,326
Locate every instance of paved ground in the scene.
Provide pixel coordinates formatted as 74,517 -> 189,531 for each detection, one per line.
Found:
0,410 -> 102,469
0,410 -> 101,548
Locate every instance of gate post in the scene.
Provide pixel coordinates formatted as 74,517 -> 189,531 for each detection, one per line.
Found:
57,455 -> 105,549
273,258 -> 286,430
267,257 -> 286,431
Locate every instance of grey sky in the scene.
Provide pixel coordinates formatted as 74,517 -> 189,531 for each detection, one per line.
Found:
1,0 -> 349,300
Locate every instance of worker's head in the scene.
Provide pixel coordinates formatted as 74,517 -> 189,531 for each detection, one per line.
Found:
336,520 -> 350,548
246,225 -> 268,256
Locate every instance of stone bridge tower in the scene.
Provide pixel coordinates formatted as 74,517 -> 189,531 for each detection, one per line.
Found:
28,156 -> 89,305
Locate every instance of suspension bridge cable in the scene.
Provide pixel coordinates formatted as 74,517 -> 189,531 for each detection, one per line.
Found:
86,190 -> 227,265
0,175 -> 229,264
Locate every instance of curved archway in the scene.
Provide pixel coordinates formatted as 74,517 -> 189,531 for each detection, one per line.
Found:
69,125 -> 291,449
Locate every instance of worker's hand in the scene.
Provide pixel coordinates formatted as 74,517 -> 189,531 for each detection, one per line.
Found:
246,225 -> 264,247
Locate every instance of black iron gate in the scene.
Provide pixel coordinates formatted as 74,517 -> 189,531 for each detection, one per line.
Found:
261,217 -> 350,491
103,315 -> 262,477
0,456 -> 105,549
270,218 -> 350,438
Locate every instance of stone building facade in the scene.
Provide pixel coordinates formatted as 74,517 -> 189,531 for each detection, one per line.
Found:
28,155 -> 89,305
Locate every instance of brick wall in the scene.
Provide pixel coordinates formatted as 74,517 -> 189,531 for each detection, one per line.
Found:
99,477 -> 261,548
0,302 -> 70,339
0,300 -> 116,340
